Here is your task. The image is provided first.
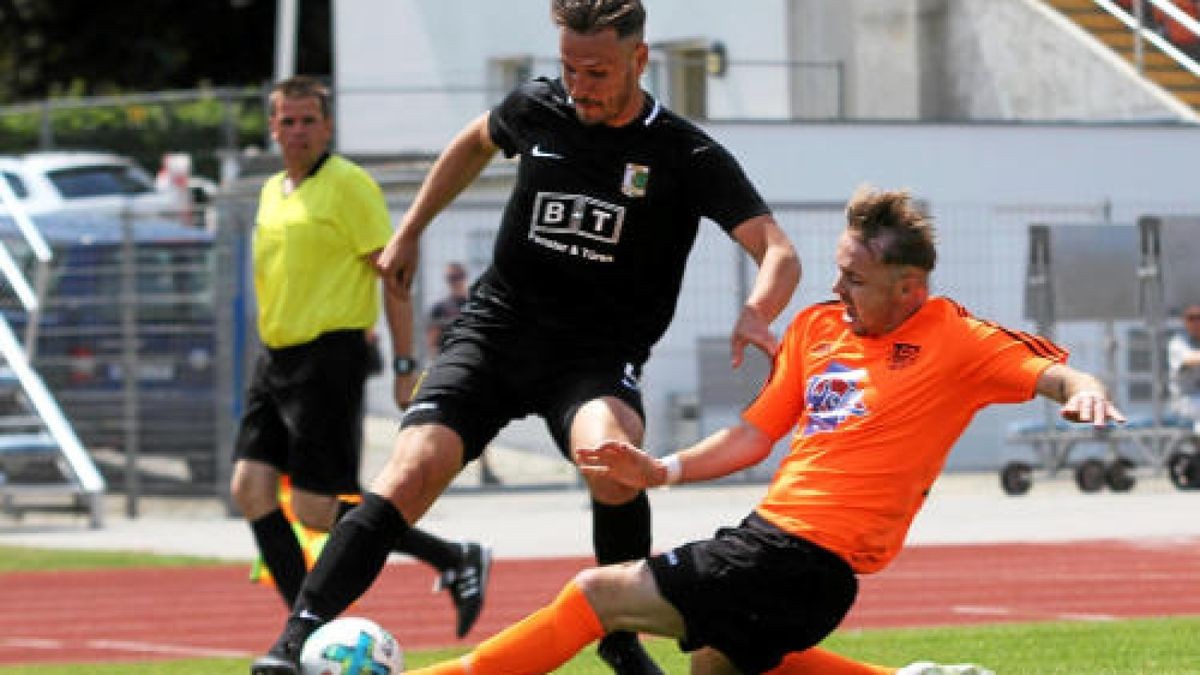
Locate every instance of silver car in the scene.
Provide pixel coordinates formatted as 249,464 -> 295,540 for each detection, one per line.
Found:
0,151 -> 184,218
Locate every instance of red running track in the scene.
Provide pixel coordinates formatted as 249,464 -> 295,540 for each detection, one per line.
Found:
1,538 -> 1198,667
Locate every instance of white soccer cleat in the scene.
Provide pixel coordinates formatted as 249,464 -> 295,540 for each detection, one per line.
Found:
897,662 -> 996,675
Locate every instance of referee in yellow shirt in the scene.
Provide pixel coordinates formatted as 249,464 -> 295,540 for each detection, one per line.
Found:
230,76 -> 490,640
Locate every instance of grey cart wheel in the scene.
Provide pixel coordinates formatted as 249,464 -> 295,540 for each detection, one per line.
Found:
1166,451 -> 1197,490
1074,458 -> 1107,493
1104,457 -> 1136,492
1000,461 -> 1033,496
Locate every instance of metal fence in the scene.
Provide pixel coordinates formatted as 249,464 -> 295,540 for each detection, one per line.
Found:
398,195 -> 1200,485
0,53 -> 845,183
0,88 -> 268,183
3,174 -> 1197,511
0,207 -> 238,515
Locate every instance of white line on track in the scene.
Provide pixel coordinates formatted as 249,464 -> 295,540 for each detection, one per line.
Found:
0,638 -> 62,650
0,637 -> 250,659
1054,613 -> 1116,622
951,605 -> 1014,616
86,640 -> 252,658
950,606 -> 1117,623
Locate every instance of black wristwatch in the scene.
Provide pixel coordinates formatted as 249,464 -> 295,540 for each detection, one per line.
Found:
392,356 -> 419,376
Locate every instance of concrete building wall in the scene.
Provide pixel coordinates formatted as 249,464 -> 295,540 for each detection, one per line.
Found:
334,0 -> 793,151
334,0 -> 1189,151
785,0 -> 1185,121
929,0 -> 1185,121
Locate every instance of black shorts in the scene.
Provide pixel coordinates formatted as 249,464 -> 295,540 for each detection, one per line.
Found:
400,325 -> 645,463
647,512 -> 858,674
234,330 -> 370,495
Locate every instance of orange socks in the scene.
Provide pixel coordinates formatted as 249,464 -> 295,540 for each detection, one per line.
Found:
765,647 -> 894,675
409,581 -> 605,675
407,584 -> 893,675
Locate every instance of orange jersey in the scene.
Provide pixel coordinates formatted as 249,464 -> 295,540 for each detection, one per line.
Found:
744,297 -> 1066,574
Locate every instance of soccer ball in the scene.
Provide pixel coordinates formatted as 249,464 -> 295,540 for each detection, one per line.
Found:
299,616 -> 404,674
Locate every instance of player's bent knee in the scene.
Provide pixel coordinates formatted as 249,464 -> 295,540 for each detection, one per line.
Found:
290,493 -> 339,531
229,464 -> 279,518
574,562 -> 647,604
584,474 -> 642,504
571,567 -> 621,629
573,561 -> 676,635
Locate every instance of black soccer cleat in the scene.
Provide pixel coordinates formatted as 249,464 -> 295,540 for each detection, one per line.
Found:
249,613 -> 319,674
597,631 -> 665,675
249,653 -> 299,675
433,541 -> 493,638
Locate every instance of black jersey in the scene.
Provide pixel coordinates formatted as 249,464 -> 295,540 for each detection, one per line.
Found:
473,77 -> 770,359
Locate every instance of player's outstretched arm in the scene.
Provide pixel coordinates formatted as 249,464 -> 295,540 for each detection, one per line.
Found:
1035,363 -> 1127,427
729,216 -> 800,367
577,423 -> 775,489
379,113 -> 498,293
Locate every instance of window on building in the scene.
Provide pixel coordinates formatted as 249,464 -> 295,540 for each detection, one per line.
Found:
653,40 -> 711,120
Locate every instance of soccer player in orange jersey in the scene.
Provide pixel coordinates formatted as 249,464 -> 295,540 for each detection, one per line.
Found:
407,185 -> 1125,675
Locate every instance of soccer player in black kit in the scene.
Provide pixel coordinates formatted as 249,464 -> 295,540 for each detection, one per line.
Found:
250,1 -> 801,673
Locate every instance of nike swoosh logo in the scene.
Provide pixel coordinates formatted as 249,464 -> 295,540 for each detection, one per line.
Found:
691,145 -> 711,155
530,144 -> 564,159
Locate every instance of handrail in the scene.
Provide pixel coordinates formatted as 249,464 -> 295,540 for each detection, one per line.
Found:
0,315 -> 105,498
0,162 -> 103,522
1096,0 -> 1200,77
1147,0 -> 1200,40
0,181 -> 48,310
0,172 -> 55,356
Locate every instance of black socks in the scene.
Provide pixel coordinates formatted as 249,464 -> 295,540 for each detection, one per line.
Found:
293,492 -> 409,620
337,497 -> 459,571
592,491 -> 652,565
592,492 -> 658,670
394,527 -> 461,571
251,508 -> 307,608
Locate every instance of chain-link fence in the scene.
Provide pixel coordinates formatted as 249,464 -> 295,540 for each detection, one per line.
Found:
0,88 -> 268,182
0,206 -> 237,516
3,172 -> 1197,510
397,194 -> 1200,484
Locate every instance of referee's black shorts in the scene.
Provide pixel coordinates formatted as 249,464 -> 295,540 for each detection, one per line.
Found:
234,329 -> 370,495
401,325 -> 645,463
646,512 -> 858,674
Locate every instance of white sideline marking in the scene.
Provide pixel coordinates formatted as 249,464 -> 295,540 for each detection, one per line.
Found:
950,607 -> 1117,623
0,638 -> 63,650
86,640 -> 252,658
0,637 -> 249,659
952,605 -> 1013,616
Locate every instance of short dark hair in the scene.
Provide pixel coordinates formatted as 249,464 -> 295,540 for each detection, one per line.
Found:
551,0 -> 645,40
269,75 -> 331,119
845,184 -> 937,272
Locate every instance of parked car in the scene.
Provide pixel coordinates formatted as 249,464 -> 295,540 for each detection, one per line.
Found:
0,212 -> 221,491
0,151 -> 185,218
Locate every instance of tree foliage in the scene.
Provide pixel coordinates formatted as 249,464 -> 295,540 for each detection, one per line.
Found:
0,0 -> 332,105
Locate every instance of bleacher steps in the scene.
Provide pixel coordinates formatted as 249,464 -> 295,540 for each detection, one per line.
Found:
1044,0 -> 1200,114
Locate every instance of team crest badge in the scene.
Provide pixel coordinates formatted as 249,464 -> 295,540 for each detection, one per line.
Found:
803,361 -> 868,435
889,342 -> 921,369
621,163 -> 650,198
